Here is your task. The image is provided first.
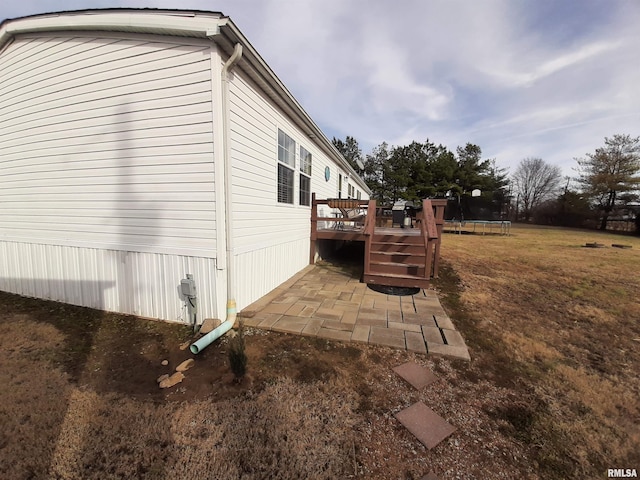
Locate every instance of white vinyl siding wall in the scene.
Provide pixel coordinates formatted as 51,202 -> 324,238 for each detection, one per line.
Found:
0,33 -> 216,256
0,32 -> 220,321
227,68 -> 368,308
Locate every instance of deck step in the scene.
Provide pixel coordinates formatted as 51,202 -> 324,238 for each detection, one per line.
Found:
370,251 -> 424,263
363,272 -> 430,289
372,234 -> 423,245
369,261 -> 425,277
371,242 -> 426,254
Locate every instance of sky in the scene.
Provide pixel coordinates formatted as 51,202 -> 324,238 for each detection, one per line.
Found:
2,0 -> 640,178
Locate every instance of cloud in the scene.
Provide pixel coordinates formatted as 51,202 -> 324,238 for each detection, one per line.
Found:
484,40 -> 623,88
2,0 -> 640,179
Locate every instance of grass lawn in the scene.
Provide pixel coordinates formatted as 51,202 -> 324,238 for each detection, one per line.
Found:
0,224 -> 638,479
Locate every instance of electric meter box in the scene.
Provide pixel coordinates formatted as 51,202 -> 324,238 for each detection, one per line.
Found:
180,277 -> 197,297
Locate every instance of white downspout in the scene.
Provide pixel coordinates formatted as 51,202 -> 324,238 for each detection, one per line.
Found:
191,43 -> 243,354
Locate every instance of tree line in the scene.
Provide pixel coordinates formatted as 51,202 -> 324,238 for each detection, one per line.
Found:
333,134 -> 640,233
333,136 -> 510,219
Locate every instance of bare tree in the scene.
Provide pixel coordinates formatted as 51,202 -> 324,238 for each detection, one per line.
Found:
576,134 -> 640,230
512,157 -> 563,221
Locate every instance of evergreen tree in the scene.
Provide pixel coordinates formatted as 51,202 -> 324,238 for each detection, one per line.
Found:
332,136 -> 363,172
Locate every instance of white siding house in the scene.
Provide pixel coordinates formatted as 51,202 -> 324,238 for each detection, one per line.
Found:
0,9 -> 370,323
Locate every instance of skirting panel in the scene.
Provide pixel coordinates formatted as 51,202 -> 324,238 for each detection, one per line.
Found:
233,237 -> 310,311
0,241 -> 219,323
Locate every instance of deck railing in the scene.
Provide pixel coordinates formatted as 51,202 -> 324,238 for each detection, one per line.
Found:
418,199 -> 446,277
310,193 -> 373,263
310,194 -> 447,279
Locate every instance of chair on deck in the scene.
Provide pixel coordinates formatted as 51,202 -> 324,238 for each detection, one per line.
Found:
327,199 -> 366,229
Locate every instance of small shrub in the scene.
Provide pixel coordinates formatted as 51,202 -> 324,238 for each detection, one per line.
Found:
228,322 -> 247,381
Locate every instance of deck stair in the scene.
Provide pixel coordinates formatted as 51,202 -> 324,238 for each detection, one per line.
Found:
364,232 -> 430,288
362,198 -> 444,289
310,195 -> 446,289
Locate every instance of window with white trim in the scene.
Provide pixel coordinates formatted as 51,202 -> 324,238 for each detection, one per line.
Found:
277,129 -> 295,204
299,146 -> 312,206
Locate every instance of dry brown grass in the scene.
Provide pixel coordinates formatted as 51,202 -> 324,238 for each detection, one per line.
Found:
0,316 -> 357,480
439,225 -> 640,478
0,224 -> 638,479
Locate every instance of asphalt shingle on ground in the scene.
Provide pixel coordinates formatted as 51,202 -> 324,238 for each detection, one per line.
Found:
239,264 -> 470,360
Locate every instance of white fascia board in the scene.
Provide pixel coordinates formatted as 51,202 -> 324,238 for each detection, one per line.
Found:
0,10 -> 224,47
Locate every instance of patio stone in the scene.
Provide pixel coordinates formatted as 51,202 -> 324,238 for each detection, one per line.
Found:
441,328 -> 466,347
262,303 -> 291,315
393,361 -> 437,389
322,319 -> 353,332
394,402 -> 456,449
341,310 -> 358,324
320,299 -> 336,309
387,310 -> 403,323
351,294 -> 364,304
360,297 -> 375,308
315,307 -> 343,321
422,326 -> 444,345
301,318 -> 323,337
284,302 -> 306,316
271,315 -> 308,334
238,264 -> 469,359
374,299 -> 396,309
403,312 -> 432,325
299,305 -> 319,317
388,321 -> 422,333
257,314 -> 282,329
405,331 -> 428,354
274,294 -> 301,304
316,327 -> 352,342
369,326 -> 405,349
241,315 -> 262,327
334,299 -> 362,309
358,307 -> 387,320
351,325 -> 370,343
355,317 -> 387,327
400,297 -> 416,314
433,315 -> 455,330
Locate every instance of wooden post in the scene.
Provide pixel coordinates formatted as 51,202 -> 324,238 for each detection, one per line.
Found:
430,199 -> 447,278
310,192 -> 318,264
363,199 -> 376,276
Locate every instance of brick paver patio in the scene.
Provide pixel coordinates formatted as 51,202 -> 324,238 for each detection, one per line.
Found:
239,263 -> 470,360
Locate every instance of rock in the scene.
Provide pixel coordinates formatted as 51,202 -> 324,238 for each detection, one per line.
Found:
161,360 -> 169,366
179,341 -> 191,351
176,359 -> 195,372
159,372 -> 185,389
156,374 -> 169,384
199,318 -> 221,334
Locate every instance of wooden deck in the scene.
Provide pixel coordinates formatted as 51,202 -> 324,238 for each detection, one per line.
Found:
310,195 -> 446,288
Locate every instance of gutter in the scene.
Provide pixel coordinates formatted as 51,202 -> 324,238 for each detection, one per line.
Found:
190,42 -> 243,354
